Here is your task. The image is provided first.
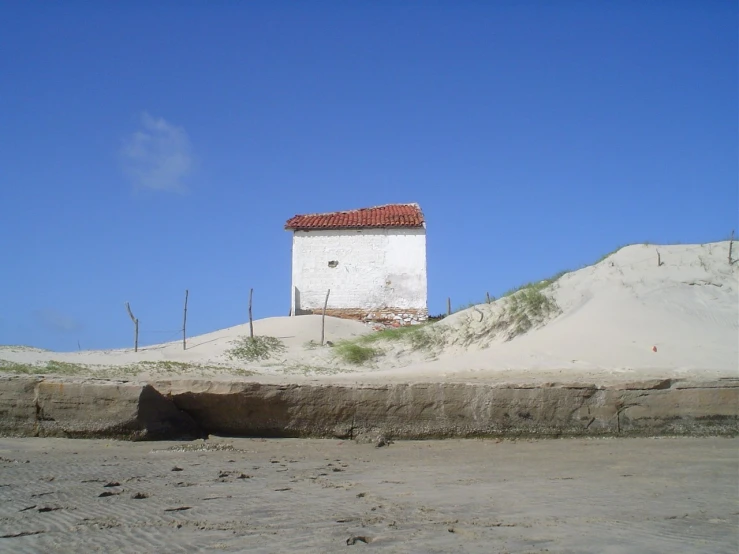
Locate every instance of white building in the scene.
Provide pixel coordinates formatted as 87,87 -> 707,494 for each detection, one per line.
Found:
285,203 -> 428,325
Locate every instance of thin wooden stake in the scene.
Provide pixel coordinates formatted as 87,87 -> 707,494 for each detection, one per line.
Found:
730,230 -> 735,265
657,250 -> 663,266
475,307 -> 484,322
447,297 -> 451,316
125,302 -> 139,353
182,289 -> 189,350
249,288 -> 254,339
321,289 -> 331,346
486,292 -> 491,304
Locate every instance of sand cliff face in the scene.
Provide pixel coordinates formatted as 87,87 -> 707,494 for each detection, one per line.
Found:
1,376 -> 736,440
0,376 -> 202,440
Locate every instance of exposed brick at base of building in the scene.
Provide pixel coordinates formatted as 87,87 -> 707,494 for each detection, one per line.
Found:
305,307 -> 428,326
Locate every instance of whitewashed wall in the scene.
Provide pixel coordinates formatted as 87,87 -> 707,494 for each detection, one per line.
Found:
291,228 -> 427,314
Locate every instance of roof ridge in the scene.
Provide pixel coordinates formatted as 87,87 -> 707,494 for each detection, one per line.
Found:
290,202 -> 420,219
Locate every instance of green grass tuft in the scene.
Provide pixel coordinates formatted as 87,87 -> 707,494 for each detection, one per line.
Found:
455,269 -> 564,346
406,325 -> 447,351
458,270 -> 569,313
332,341 -> 380,365
503,285 -> 558,339
332,323 -> 446,364
226,336 -> 286,362
0,360 -> 38,374
355,325 -> 428,344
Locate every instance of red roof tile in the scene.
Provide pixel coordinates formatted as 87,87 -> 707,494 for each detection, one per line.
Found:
285,203 -> 424,231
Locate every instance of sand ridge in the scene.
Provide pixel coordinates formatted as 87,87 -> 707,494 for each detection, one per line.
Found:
1,241 -> 737,385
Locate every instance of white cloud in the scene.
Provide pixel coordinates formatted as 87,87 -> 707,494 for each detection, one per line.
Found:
121,113 -> 193,192
33,309 -> 83,333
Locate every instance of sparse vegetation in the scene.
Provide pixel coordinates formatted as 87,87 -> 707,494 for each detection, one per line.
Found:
452,301 -> 488,314
226,336 -> 286,362
123,361 -> 257,377
454,271 -> 564,346
455,270 -> 569,314
501,270 -> 569,299
0,345 -> 50,353
0,359 -> 87,375
279,364 -> 356,375
330,323 -> 447,365
228,368 -> 259,377
595,245 -> 628,264
45,360 -> 88,374
503,283 -> 559,338
0,358 -> 255,378
405,325 -> 447,351
332,341 -> 380,365
135,360 -> 192,372
487,237 -> 726,336
354,324 -> 428,344
0,360 -> 37,374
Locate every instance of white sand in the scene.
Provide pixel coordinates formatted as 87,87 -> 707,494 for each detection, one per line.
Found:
2,241 -> 737,384
370,241 -> 739,383
0,315 -> 373,377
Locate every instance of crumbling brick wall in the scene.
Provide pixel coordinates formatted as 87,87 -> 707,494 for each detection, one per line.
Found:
305,307 -> 428,326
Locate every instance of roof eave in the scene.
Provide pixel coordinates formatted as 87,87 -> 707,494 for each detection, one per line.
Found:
286,224 -> 425,232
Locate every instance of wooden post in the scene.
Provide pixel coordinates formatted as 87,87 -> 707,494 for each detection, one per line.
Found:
657,250 -> 663,267
730,230 -> 735,265
321,289 -> 331,346
249,288 -> 254,339
125,302 -> 139,352
182,289 -> 189,350
486,292 -> 491,304
447,297 -> 451,316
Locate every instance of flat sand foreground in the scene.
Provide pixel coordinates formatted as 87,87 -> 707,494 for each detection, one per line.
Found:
0,437 -> 736,553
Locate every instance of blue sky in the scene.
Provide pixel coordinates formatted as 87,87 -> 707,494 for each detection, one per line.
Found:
1,1 -> 736,351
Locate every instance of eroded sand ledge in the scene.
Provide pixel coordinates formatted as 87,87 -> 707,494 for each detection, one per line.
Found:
1,375 -> 737,440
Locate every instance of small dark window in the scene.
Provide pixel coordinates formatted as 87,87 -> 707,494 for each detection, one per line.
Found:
328,260 -> 339,268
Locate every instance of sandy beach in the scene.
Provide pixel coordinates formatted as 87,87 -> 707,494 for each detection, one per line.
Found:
1,242 -> 736,552
1,436 -> 737,553
3,4 -> 736,552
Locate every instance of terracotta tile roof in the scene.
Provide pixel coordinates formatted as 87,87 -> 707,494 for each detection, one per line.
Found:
285,203 -> 424,231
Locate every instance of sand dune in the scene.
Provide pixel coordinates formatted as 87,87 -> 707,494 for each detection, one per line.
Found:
374,241 -> 738,382
1,241 -> 737,384
1,314 -> 371,364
